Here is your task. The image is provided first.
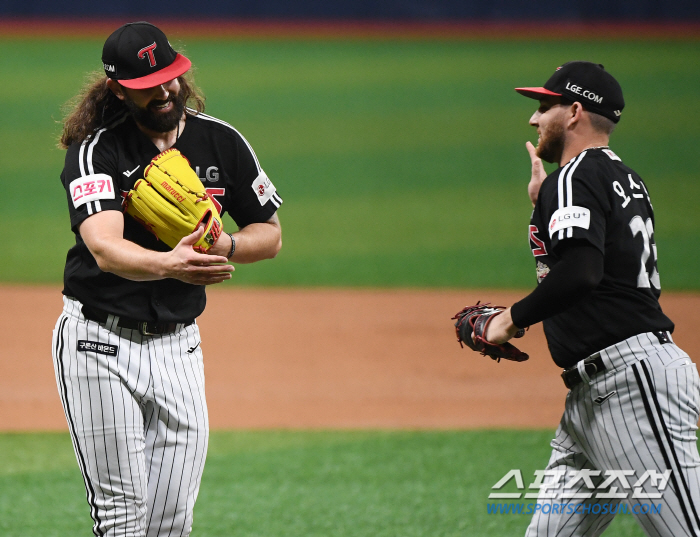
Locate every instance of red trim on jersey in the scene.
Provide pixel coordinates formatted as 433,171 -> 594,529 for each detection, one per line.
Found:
529,225 -> 548,256
206,188 -> 225,214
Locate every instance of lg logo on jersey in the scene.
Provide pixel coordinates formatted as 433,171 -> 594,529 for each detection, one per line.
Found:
195,166 -> 219,182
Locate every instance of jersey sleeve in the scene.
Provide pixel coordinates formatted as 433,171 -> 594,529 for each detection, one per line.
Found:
545,155 -> 610,255
61,134 -> 122,233
222,130 -> 282,228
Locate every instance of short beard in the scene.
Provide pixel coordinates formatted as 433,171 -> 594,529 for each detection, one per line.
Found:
536,119 -> 565,164
124,90 -> 186,133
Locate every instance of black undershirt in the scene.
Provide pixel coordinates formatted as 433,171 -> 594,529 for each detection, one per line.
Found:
511,241 -> 604,329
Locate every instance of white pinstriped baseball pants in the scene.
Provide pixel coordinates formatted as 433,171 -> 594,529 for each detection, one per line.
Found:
52,297 -> 209,537
526,332 -> 700,537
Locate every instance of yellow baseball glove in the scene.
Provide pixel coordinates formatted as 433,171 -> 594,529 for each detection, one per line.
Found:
125,149 -> 223,253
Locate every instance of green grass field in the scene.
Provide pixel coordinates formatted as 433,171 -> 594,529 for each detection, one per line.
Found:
0,35 -> 698,536
0,430 -> 664,536
1,37 -> 699,288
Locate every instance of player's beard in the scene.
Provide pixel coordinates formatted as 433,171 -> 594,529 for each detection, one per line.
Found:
124,90 -> 186,133
536,120 -> 565,164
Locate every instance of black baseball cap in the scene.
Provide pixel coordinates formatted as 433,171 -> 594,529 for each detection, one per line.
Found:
102,22 -> 191,89
515,61 -> 624,123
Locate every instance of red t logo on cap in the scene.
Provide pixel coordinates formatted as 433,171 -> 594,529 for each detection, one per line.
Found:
138,42 -> 158,68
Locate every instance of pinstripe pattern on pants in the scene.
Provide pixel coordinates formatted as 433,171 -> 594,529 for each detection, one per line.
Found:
525,332 -> 700,537
52,297 -> 209,537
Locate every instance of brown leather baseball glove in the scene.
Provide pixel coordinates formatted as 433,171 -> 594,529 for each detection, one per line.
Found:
452,302 -> 529,362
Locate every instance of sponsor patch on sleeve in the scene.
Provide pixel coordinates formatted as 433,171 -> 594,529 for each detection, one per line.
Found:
251,171 -> 276,206
69,174 -> 115,208
548,206 -> 591,237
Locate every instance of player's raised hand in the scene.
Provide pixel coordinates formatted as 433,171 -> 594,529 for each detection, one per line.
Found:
526,141 -> 547,207
165,227 -> 234,285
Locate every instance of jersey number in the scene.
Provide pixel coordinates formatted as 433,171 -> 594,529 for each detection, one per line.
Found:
629,216 -> 660,289
206,188 -> 225,214
529,225 -> 547,256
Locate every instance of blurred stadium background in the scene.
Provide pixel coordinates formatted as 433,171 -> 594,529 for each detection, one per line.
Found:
2,0 -> 700,20
1,2 -> 699,289
0,2 -> 698,535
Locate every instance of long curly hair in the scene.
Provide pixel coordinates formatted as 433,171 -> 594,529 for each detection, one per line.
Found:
58,70 -> 206,149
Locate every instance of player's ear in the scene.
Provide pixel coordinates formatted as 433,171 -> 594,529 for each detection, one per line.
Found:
567,102 -> 584,128
106,79 -> 126,101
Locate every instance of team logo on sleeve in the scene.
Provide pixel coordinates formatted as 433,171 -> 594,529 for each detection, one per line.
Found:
69,174 -> 116,208
548,206 -> 591,237
536,261 -> 550,283
251,171 -> 277,206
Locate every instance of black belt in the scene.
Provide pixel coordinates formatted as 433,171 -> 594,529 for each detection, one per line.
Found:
81,304 -> 194,336
561,331 -> 671,389
561,354 -> 606,389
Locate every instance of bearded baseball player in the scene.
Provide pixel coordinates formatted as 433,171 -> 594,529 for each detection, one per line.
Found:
455,62 -> 700,536
52,21 -> 282,536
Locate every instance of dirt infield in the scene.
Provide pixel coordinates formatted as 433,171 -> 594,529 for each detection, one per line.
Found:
1,285 -> 698,431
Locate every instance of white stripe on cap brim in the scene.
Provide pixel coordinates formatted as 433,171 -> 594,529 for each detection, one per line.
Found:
118,54 -> 191,89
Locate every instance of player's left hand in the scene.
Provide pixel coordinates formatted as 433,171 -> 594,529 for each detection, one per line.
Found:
452,303 -> 529,363
526,141 -> 547,207
482,307 -> 521,344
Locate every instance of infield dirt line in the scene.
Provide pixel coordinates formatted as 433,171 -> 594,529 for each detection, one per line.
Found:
1,285 -> 698,431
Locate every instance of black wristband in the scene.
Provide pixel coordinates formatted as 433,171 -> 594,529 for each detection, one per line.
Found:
227,233 -> 236,259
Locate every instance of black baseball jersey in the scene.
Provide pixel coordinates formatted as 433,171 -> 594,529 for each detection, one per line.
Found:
527,147 -> 673,368
60,109 -> 282,322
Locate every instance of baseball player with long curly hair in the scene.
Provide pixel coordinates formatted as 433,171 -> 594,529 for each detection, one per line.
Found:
53,21 -> 282,536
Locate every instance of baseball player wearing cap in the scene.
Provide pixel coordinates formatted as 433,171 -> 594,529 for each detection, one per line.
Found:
481,61 -> 700,536
53,22 -> 282,536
